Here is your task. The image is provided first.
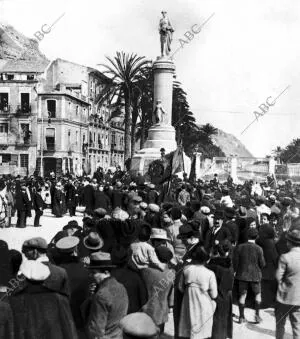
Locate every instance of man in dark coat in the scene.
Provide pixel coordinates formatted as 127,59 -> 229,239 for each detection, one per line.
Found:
94,185 -> 111,211
64,179 -> 77,217
223,207 -> 238,244
53,182 -> 64,217
9,237 -> 78,339
82,178 -> 95,214
33,187 -> 44,227
15,184 -> 30,228
204,209 -> 232,254
82,251 -> 129,338
233,228 -> 266,324
111,245 -> 148,314
111,181 -> 125,209
55,236 -> 89,333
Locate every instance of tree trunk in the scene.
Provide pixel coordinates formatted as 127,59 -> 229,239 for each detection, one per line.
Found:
124,97 -> 131,162
131,123 -> 136,158
140,107 -> 146,149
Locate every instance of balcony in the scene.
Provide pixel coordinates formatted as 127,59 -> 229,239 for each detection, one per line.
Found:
45,143 -> 55,151
0,105 -> 11,115
15,136 -> 33,148
16,104 -> 31,116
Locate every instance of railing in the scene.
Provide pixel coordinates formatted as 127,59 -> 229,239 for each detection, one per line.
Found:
45,143 -> 55,151
16,104 -> 31,114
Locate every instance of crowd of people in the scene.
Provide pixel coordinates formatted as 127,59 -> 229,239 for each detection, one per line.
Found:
1,167 -> 300,339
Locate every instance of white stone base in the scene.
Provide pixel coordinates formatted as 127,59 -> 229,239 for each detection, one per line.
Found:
144,124 -> 177,151
131,146 -> 191,177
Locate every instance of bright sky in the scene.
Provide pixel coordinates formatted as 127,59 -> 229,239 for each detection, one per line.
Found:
0,0 -> 299,157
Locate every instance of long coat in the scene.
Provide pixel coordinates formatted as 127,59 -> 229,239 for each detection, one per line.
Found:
52,189 -> 63,217
58,256 -> 89,329
82,276 -> 128,339
207,257 -> 234,339
64,183 -> 77,210
141,266 -> 175,326
111,266 -> 148,314
178,264 -> 217,339
0,299 -> 14,339
9,262 -> 77,339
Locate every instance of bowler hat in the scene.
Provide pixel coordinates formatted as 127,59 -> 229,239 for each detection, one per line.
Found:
224,207 -> 235,219
286,229 -> 300,245
56,236 -> 80,253
88,251 -> 116,269
83,232 -> 104,250
177,224 -> 199,239
214,209 -> 224,220
155,245 -> 173,263
63,220 -> 82,231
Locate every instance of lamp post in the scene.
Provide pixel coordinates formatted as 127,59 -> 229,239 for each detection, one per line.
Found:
40,107 -> 44,177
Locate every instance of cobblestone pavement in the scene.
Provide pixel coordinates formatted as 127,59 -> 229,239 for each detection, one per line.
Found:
0,210 -> 294,338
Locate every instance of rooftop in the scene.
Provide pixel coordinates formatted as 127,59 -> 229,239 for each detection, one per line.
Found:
0,59 -> 49,73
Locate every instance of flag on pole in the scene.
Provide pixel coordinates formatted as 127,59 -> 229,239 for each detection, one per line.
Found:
189,155 -> 196,182
171,145 -> 184,175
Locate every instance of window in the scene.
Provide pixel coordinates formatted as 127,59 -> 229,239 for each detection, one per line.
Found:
0,93 -> 9,112
0,124 -> 8,133
20,93 -> 30,113
27,74 -> 35,80
47,100 -> 56,118
45,128 -> 55,150
7,74 -> 14,80
1,154 -> 11,163
76,105 -> 79,115
20,154 -> 28,168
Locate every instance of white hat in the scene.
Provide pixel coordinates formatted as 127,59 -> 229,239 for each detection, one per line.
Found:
112,207 -> 129,221
200,206 -> 211,215
148,203 -> 160,213
150,228 -> 168,240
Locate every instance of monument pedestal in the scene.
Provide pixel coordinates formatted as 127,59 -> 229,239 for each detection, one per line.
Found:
131,56 -> 190,176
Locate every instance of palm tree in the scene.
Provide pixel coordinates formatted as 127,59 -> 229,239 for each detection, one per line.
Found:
200,123 -> 218,138
98,52 -> 150,161
272,146 -> 283,163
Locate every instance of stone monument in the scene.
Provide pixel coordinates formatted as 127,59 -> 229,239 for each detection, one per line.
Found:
131,11 -> 178,174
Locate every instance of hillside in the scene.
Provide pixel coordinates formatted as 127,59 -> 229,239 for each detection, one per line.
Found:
0,23 -> 48,61
212,129 -> 253,157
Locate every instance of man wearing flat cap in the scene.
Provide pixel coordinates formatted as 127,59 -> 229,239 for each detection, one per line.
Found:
55,236 -> 89,333
9,237 -> 77,339
275,228 -> 300,338
82,251 -> 128,339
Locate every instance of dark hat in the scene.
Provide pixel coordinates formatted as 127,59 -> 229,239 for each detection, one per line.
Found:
224,207 -> 235,219
22,237 -> 48,251
120,220 -> 138,241
88,251 -> 116,269
177,224 -> 199,239
155,245 -> 173,263
93,208 -> 107,218
111,245 -> 129,265
286,229 -> 300,245
282,196 -> 293,207
83,232 -> 104,250
120,312 -> 159,338
56,236 -> 80,253
214,209 -> 224,220
63,220 -> 82,231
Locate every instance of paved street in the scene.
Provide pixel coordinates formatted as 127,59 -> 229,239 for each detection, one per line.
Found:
0,210 -> 294,338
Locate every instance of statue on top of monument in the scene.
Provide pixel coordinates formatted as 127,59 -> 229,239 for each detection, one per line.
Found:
153,100 -> 166,125
159,11 -> 174,57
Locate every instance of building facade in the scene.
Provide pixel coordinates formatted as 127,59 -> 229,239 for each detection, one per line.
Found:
0,57 -> 125,177
0,59 -> 48,176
